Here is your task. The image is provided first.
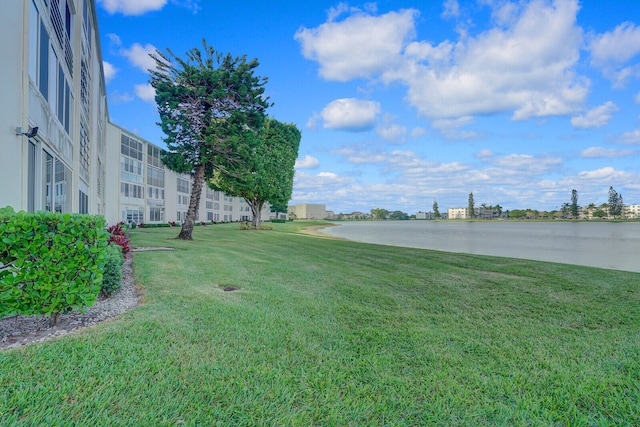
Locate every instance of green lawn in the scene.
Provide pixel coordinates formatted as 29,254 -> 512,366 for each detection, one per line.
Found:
2,221 -> 639,426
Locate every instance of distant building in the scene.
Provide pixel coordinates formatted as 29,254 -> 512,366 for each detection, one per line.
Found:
623,204 -> 640,219
448,208 -> 469,219
416,211 -> 434,220
289,204 -> 326,219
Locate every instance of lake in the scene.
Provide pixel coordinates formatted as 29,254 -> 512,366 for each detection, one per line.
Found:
319,221 -> 640,273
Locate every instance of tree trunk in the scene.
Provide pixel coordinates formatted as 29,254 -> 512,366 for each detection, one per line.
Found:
248,198 -> 264,228
177,164 -> 206,240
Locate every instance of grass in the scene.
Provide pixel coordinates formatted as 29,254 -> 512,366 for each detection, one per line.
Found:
1,220 -> 639,426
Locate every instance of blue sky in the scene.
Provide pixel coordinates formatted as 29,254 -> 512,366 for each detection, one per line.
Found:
98,0 -> 640,214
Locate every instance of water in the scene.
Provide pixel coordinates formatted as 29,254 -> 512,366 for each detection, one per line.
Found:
320,221 -> 640,273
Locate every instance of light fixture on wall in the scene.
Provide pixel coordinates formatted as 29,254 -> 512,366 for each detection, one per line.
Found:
15,126 -> 39,138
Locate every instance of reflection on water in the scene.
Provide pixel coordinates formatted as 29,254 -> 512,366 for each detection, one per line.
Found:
320,221 -> 640,273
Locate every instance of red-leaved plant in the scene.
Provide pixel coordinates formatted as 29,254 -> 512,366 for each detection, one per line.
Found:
107,222 -> 131,254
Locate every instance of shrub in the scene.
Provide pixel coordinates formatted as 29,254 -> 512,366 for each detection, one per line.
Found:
101,244 -> 124,297
107,222 -> 131,254
0,207 -> 108,323
239,223 -> 274,231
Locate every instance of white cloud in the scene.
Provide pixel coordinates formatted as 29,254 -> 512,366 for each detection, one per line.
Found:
589,22 -> 640,66
410,127 -> 427,138
134,84 -> 156,103
331,147 -> 389,164
320,98 -> 380,131
576,167 -> 631,182
295,9 -> 418,81
635,92 -> 640,104
295,155 -> 320,169
109,91 -> 134,104
376,119 -> 407,144
491,154 -> 562,174
475,149 -> 494,161
570,102 -> 618,129
620,129 -> 640,145
103,61 -> 117,83
106,33 -> 122,46
589,22 -> 640,86
397,0 -> 586,120
98,0 -> 167,15
121,43 -> 160,73
581,147 -> 636,158
441,0 -> 460,19
298,0 -> 588,122
432,116 -> 479,140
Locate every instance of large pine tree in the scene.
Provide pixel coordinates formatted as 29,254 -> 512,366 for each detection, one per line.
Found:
149,41 -> 270,239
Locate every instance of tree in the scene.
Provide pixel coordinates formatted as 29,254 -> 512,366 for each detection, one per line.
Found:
592,209 -> 606,218
468,192 -> 475,219
571,189 -> 579,219
432,200 -> 441,219
608,186 -> 623,218
211,118 -> 301,227
150,40 -> 270,239
270,203 -> 288,220
389,210 -> 409,220
509,209 -> 526,219
370,208 -> 388,220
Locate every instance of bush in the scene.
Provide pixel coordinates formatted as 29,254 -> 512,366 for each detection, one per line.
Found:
270,219 -> 286,223
101,244 -> 124,297
0,207 -> 108,322
240,223 -> 274,231
107,222 -> 131,254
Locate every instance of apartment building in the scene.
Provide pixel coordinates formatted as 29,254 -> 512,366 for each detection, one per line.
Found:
105,123 -> 271,225
448,208 -> 469,219
1,0 -> 107,216
1,1 -> 270,226
289,204 -> 326,220
623,204 -> 640,219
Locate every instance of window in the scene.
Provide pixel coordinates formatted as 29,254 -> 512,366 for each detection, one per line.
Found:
147,167 -> 164,187
79,190 -> 88,214
39,19 -> 49,100
79,120 -> 90,180
120,183 -> 144,199
121,157 -> 144,183
43,152 -> 72,213
121,134 -> 143,160
206,201 -> 213,209
122,208 -> 144,224
149,207 -> 164,222
28,141 -> 37,212
177,178 -> 190,193
147,145 -> 163,168
207,212 -> 213,221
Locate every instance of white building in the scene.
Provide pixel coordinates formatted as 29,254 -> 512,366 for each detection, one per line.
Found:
289,204 -> 326,220
448,208 -> 469,219
1,0 -> 108,216
1,1 -> 270,226
623,204 -> 640,219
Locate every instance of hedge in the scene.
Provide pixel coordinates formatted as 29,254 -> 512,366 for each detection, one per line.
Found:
0,207 -> 108,322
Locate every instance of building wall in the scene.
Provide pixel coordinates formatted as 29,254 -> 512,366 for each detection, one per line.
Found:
448,208 -> 469,219
1,0 -> 107,216
289,204 -> 326,219
105,123 -> 270,225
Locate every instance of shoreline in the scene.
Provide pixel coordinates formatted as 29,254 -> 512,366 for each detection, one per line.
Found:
301,223 -> 346,240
